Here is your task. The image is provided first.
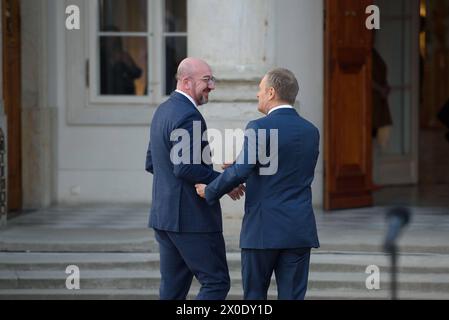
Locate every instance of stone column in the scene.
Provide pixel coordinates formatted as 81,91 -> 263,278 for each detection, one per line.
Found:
188,0 -> 276,102
187,0 -> 276,215
21,0 -> 55,209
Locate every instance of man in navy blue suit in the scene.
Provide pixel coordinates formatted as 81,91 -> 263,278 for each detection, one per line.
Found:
196,68 -> 320,300
145,58 -> 244,300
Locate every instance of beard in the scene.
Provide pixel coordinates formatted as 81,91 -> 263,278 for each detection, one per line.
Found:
198,91 -> 210,106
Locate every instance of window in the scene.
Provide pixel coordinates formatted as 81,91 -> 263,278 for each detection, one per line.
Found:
66,0 -> 188,124
93,0 -> 187,101
163,0 -> 187,95
98,0 -> 148,96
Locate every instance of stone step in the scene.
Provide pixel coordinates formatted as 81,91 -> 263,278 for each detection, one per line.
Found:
2,252 -> 449,274
319,243 -> 449,255
310,252 -> 449,274
0,229 -> 158,253
1,269 -> 448,293
0,252 -> 161,271
0,288 -> 448,300
2,229 -> 449,254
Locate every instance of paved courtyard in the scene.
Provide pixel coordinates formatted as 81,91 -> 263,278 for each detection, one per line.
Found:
1,203 -> 448,253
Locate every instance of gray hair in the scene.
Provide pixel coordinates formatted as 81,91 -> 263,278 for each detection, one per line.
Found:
265,68 -> 299,105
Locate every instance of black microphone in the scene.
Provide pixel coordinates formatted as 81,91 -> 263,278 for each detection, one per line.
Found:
384,207 -> 411,252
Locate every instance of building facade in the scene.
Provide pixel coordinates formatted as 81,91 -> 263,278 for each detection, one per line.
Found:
4,0 -> 446,215
6,0 -> 324,214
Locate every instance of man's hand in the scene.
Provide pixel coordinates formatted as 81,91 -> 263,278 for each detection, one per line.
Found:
222,163 -> 233,170
195,183 -> 246,201
195,184 -> 207,199
227,184 -> 246,201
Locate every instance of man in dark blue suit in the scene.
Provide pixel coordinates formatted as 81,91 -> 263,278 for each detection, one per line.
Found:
196,68 -> 320,300
145,58 -> 243,300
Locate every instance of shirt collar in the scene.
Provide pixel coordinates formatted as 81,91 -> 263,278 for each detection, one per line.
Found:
175,90 -> 197,108
267,105 -> 294,115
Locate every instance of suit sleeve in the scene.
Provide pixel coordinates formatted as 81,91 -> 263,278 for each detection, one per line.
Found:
145,141 -> 154,174
171,113 -> 220,184
205,121 -> 260,205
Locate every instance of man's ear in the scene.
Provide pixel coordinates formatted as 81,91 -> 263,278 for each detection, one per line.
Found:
268,87 -> 276,101
182,78 -> 191,90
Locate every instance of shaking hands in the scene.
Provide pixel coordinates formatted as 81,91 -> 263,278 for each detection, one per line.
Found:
194,162 -> 245,201
195,184 -> 246,201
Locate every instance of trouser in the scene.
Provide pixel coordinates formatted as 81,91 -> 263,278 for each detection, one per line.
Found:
241,248 -> 311,300
155,229 -> 230,300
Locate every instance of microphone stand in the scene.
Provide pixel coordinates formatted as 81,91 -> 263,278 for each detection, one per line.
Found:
390,244 -> 397,300
385,238 -> 398,300
384,207 -> 411,301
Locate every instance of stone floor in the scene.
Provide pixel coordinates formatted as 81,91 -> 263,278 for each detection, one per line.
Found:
0,200 -> 448,254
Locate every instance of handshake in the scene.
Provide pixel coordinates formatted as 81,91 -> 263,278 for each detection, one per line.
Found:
195,163 -> 246,201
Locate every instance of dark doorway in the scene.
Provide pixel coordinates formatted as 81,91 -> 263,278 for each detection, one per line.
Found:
372,0 -> 449,207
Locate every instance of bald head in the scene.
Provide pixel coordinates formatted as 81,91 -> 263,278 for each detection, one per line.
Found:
176,58 -> 211,81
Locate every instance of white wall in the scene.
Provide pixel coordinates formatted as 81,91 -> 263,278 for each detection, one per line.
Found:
274,0 -> 324,207
52,0 -> 152,205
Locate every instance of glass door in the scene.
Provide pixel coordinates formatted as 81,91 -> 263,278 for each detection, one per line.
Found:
373,0 -> 420,185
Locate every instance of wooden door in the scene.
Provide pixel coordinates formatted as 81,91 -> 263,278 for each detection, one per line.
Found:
324,0 -> 373,210
2,0 -> 22,211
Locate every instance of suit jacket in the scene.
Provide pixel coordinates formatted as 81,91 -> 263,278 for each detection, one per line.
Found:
205,108 -> 320,249
146,92 -> 222,233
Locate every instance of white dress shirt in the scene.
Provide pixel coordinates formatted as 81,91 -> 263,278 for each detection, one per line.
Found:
175,90 -> 197,108
267,105 -> 294,115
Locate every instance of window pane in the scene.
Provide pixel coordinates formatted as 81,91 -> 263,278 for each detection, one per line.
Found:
165,0 -> 187,32
99,36 -> 147,96
165,37 -> 187,95
99,0 -> 147,32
